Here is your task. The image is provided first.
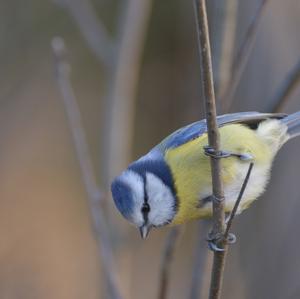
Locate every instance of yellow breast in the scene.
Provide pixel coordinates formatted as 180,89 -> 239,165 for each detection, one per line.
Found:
165,124 -> 273,225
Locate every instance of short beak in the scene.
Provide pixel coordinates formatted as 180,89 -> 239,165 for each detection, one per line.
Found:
139,225 -> 152,239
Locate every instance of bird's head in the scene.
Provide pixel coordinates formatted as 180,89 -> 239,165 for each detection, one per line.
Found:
111,158 -> 177,238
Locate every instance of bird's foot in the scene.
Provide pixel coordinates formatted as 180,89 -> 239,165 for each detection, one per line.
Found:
203,145 -> 253,161
206,232 -> 224,252
206,232 -> 236,252
227,233 -> 236,244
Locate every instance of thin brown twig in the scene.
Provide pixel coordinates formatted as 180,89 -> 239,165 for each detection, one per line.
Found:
103,0 -> 153,185
51,37 -> 123,299
52,0 -> 153,186
224,162 -> 254,239
53,0 -> 114,68
271,59 -> 300,113
213,0 -> 238,98
158,227 -> 181,299
189,221 -> 211,299
194,1 -> 226,299
189,2 -> 238,295
53,1 -> 153,293
221,0 -> 269,112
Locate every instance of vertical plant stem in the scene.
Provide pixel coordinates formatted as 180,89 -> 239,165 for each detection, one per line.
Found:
103,0 -> 153,185
189,221 -> 211,299
221,0 -> 268,112
158,227 -> 181,299
271,59 -> 300,112
102,2 -> 153,291
194,1 -> 226,298
53,0 -> 114,68
212,0 -> 238,100
190,2 -> 237,295
52,37 -> 122,299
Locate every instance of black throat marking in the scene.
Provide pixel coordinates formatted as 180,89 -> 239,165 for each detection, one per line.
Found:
141,182 -> 150,224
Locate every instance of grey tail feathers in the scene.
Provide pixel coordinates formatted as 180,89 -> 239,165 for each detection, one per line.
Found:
281,111 -> 300,139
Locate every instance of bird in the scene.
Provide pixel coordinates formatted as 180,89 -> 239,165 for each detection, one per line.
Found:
111,111 -> 300,239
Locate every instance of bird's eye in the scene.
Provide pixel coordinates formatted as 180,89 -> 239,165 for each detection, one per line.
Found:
141,202 -> 150,214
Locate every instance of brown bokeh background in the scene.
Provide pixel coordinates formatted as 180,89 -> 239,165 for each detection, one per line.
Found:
0,0 -> 300,298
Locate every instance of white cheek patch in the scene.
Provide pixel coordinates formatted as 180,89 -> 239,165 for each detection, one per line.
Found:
119,170 -> 144,227
145,173 -> 176,226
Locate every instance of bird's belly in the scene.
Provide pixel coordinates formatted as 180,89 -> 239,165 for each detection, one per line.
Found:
223,162 -> 270,214
196,162 -> 271,219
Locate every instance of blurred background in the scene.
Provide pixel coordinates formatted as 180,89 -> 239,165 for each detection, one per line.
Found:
0,0 -> 300,298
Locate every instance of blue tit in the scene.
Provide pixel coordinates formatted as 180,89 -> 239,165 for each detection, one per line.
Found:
111,111 -> 300,238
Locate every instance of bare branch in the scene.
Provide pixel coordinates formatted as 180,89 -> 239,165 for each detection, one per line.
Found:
213,0 -> 238,98
53,0 -> 153,185
271,59 -> 300,112
194,1 -> 226,298
189,221 -> 211,299
102,0 -> 153,184
224,162 -> 254,239
51,37 -> 123,299
189,3 -> 238,296
158,227 -> 181,299
221,0 -> 269,112
53,0 -> 114,68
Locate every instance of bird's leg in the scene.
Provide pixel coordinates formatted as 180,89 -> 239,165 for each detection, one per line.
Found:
197,194 -> 224,208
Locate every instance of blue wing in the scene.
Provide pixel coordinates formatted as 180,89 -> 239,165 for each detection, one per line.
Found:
153,112 -> 286,153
